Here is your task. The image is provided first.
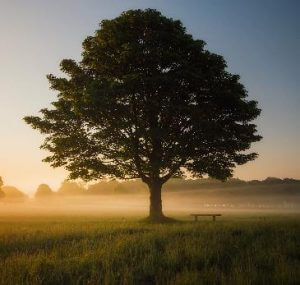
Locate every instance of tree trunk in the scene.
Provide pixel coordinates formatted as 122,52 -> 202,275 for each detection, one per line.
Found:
148,182 -> 164,221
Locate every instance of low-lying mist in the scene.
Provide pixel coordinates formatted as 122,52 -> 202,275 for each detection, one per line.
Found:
1,177 -> 299,216
1,191 -> 299,218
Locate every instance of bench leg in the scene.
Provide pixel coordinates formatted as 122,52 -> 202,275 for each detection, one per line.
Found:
194,216 -> 198,222
212,216 -> 216,222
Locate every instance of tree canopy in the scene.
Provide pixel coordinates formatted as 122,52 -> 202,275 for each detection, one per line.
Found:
24,9 -> 261,220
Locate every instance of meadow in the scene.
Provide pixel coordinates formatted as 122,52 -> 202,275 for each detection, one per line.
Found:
0,213 -> 299,285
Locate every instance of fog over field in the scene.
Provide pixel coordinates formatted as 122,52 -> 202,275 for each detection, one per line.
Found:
1,178 -> 299,217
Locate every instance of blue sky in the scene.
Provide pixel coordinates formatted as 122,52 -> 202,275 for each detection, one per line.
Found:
0,0 -> 299,192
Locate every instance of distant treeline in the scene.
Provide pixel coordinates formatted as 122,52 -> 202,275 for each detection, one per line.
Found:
0,177 -> 299,201
164,177 -> 300,191
0,186 -> 28,202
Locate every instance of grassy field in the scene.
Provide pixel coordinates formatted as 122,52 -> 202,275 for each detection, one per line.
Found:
0,214 -> 299,284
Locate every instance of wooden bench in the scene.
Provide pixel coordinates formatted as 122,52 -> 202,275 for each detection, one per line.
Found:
190,214 -> 222,222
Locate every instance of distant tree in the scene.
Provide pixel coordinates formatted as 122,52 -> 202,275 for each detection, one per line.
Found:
122,179 -> 147,193
114,183 -> 128,194
86,179 -> 146,195
24,9 -> 261,221
0,189 -> 5,200
264,177 -> 283,184
283,178 -> 300,184
114,183 -> 138,194
35,184 -> 53,199
2,186 -> 27,202
248,179 -> 261,185
87,180 -> 119,195
58,180 -> 85,196
0,176 -> 5,199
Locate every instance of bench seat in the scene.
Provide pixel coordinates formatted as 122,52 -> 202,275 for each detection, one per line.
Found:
190,214 -> 222,221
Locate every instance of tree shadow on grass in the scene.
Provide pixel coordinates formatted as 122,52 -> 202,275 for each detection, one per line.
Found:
139,216 -> 184,224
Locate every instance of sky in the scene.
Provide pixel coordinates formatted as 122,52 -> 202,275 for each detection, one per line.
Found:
0,0 -> 299,193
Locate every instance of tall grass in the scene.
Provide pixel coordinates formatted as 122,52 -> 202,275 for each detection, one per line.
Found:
0,215 -> 299,284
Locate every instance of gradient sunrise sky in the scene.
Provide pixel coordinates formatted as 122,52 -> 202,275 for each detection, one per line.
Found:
0,0 -> 299,193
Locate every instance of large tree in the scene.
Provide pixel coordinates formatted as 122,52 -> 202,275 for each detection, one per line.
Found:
24,9 -> 261,221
